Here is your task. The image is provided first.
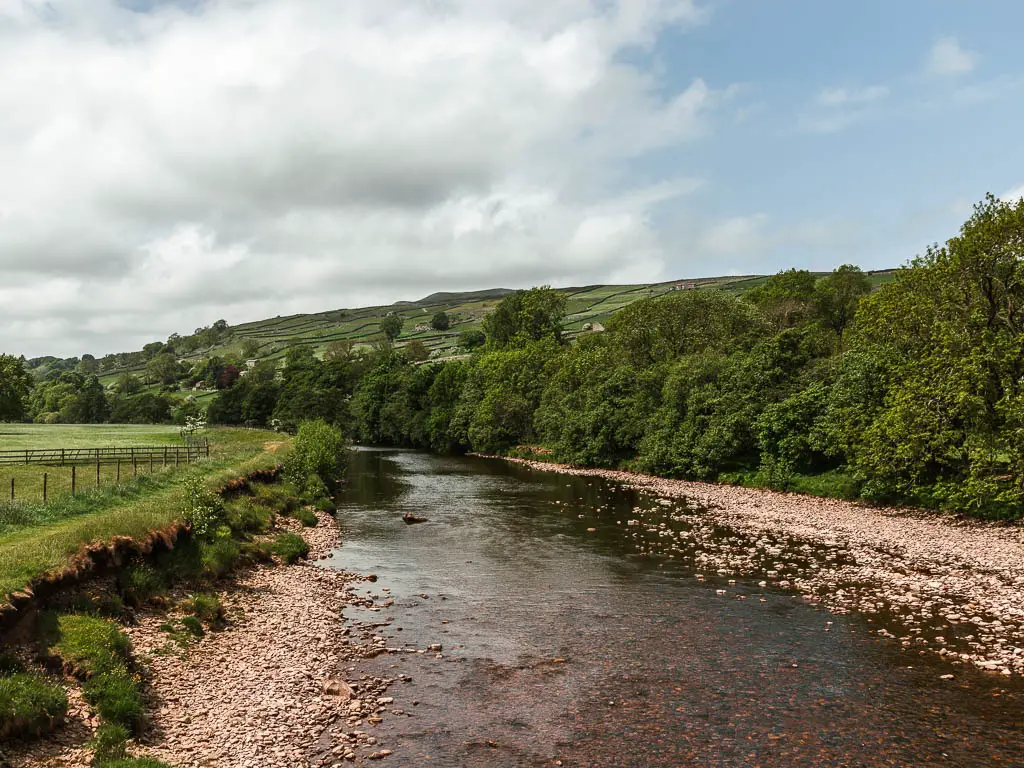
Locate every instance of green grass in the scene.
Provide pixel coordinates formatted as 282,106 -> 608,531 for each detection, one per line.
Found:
0,671 -> 68,736
82,667 -> 145,731
95,759 -> 174,768
271,532 -> 310,564
47,614 -> 132,676
0,429 -> 283,600
0,424 -> 182,451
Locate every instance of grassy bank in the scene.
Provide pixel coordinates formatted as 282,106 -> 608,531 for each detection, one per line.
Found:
0,428 -> 283,601
0,425 -> 182,451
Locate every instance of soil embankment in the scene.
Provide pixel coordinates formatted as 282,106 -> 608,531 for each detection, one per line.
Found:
7,511 -> 397,768
494,456 -> 1024,678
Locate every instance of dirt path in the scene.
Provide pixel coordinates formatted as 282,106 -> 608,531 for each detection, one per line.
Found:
496,456 -> 1024,678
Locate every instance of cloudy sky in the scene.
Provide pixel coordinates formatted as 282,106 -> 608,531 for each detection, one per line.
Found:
1,0 -> 1023,358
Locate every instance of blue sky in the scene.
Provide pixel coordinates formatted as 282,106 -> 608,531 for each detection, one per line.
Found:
0,0 -> 1021,356
643,0 -> 1024,273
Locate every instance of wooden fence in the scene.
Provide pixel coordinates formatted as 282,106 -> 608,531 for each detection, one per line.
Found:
2,441 -> 210,503
0,441 -> 209,467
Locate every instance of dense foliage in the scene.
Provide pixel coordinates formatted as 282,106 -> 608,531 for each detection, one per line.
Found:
5,197 -> 1022,517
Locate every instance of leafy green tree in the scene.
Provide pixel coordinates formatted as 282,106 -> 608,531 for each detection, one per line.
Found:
380,315 -> 404,341
457,329 -> 486,350
403,340 -> 430,362
0,354 -> 33,421
607,290 -> 766,367
431,311 -> 450,331
115,373 -> 143,396
240,339 -> 262,359
64,375 -> 111,424
814,264 -> 871,342
746,268 -> 818,329
482,287 -> 567,348
838,195 -> 1024,514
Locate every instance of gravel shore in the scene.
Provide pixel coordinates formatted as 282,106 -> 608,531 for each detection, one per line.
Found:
499,457 -> 1024,678
7,510 -> 399,768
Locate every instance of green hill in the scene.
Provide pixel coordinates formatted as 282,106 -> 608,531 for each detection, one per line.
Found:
28,270 -> 897,404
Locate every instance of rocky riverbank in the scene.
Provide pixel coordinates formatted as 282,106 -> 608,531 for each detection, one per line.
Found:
495,456 -> 1024,678
7,510 -> 403,768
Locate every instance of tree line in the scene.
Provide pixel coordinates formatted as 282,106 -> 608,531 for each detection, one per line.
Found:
2,195 -> 1022,517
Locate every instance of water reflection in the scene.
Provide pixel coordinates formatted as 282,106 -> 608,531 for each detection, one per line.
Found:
320,448 -> 1024,767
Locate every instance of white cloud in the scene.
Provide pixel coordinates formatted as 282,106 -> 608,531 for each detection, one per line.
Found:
926,37 -> 976,76
816,85 -> 889,107
1000,185 -> 1024,204
0,0 -> 720,357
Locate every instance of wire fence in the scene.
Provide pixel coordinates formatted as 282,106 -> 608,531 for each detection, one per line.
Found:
1,442 -> 209,504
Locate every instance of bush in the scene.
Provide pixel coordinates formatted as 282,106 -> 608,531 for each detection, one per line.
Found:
180,616 -> 205,638
284,419 -> 347,490
271,533 -> 310,564
181,474 -> 226,538
250,483 -> 298,515
0,672 -> 68,737
198,537 -> 242,579
294,506 -> 318,527
225,497 -> 273,536
91,722 -> 130,761
82,668 -> 145,732
182,593 -> 223,624
50,614 -> 132,676
118,565 -> 166,607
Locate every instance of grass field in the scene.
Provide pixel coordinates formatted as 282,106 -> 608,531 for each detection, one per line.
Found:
0,425 -> 182,451
0,427 -> 284,600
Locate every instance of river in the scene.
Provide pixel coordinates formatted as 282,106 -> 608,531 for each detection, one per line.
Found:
319,448 -> 1024,767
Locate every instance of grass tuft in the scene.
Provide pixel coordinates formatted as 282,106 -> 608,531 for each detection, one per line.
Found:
270,532 -> 310,564
48,614 -> 132,676
0,672 -> 68,737
83,668 -> 145,732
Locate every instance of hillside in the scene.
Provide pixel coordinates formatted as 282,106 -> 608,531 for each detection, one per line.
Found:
26,270 -> 897,406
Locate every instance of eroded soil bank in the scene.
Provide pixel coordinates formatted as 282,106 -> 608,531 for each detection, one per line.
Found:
5,511 -> 408,768
498,456 -> 1024,678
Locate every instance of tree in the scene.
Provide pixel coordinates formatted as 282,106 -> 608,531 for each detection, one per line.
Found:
0,354 -> 32,421
404,340 -> 430,362
77,354 -> 99,375
458,329 -> 486,350
324,340 -> 353,362
482,287 -> 566,348
431,311 -> 450,331
380,315 -> 404,341
115,373 -> 143,396
747,269 -> 818,328
64,375 -> 110,423
241,339 -> 262,359
839,195 -> 1024,514
814,265 -> 871,342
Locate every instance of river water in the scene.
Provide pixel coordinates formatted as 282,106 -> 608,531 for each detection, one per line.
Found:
320,448 -> 1024,767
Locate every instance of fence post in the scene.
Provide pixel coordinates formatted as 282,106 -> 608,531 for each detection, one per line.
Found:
117,460 -> 121,484
61,448 -> 65,466
97,456 -> 101,488
149,454 -> 154,474
71,465 -> 76,495
163,447 -> 168,467
43,472 -> 47,503
133,456 -> 138,477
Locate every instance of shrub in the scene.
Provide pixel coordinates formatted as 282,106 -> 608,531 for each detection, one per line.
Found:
294,506 -> 318,528
198,537 -> 242,579
91,722 -> 130,761
182,593 -> 223,624
118,565 -> 166,607
181,474 -> 226,538
284,419 -> 347,490
82,668 -> 145,732
224,497 -> 273,536
180,616 -> 205,638
271,533 -> 310,564
0,672 -> 68,737
50,614 -> 131,676
250,483 -> 298,515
